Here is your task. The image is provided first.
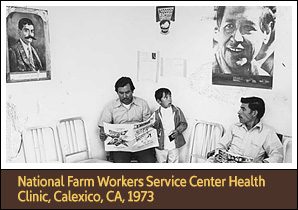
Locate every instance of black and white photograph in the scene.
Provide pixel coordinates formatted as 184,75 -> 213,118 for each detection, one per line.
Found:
2,3 -> 295,166
1,2 -> 296,209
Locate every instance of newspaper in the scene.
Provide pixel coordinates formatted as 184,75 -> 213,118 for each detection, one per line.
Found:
103,113 -> 159,152
214,149 -> 254,163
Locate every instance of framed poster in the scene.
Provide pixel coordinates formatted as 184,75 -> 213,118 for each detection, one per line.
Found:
6,6 -> 51,83
212,6 -> 276,89
156,6 -> 175,35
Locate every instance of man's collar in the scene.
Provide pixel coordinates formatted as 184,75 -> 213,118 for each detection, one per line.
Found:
114,97 -> 137,108
20,39 -> 30,48
236,121 -> 263,132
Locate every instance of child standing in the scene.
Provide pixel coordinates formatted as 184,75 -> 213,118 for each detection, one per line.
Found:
153,88 -> 188,163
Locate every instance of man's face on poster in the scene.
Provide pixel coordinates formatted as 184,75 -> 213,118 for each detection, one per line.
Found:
217,6 -> 268,70
19,23 -> 35,45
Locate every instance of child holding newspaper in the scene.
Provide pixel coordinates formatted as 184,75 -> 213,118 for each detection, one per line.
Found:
152,88 -> 188,163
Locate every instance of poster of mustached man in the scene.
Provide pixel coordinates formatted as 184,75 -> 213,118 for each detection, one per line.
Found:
6,6 -> 51,83
212,6 -> 276,89
156,6 -> 175,35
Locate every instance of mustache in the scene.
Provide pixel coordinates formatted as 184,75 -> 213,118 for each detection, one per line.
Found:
25,35 -> 36,40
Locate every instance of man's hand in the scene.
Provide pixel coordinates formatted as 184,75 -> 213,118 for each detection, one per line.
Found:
99,127 -> 107,141
207,149 -> 215,159
150,121 -> 159,129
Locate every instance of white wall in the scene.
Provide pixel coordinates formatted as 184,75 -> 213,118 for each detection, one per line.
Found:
4,6 -> 294,163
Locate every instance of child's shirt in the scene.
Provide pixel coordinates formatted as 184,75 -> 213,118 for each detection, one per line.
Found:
159,106 -> 176,150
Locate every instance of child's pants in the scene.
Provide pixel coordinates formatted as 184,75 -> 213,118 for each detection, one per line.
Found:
155,148 -> 179,163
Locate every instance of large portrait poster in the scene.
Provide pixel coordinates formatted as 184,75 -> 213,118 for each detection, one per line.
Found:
212,6 -> 276,89
6,6 -> 51,83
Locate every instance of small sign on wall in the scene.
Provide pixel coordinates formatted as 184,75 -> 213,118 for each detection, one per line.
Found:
161,57 -> 187,78
6,6 -> 51,83
156,6 -> 175,35
137,51 -> 160,83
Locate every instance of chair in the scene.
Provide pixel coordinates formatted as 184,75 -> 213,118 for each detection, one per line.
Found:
57,117 -> 110,163
277,133 -> 292,163
189,120 -> 224,163
282,137 -> 292,163
22,126 -> 63,163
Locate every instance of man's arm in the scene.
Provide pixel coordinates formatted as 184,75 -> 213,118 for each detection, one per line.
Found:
99,126 -> 107,141
98,103 -> 113,141
215,126 -> 233,151
9,48 -> 21,72
263,131 -> 284,163
207,125 -> 232,162
142,100 -> 151,121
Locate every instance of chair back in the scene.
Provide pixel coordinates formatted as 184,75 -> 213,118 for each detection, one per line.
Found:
22,126 -> 63,163
57,117 -> 91,163
283,137 -> 292,163
189,120 -> 224,163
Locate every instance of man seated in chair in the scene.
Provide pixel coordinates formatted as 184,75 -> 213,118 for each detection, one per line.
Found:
98,77 -> 156,163
207,97 -> 283,163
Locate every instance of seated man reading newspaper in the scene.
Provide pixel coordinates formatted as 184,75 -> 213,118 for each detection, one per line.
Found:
207,97 -> 283,163
98,76 -> 156,163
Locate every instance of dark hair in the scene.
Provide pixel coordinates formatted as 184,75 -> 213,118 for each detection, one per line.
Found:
18,18 -> 34,30
155,88 -> 171,101
214,6 -> 276,33
240,97 -> 265,119
114,77 -> 135,92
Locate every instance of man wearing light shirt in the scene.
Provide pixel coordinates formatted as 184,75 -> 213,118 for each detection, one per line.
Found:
98,77 -> 156,163
208,97 -> 283,163
9,18 -> 43,72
